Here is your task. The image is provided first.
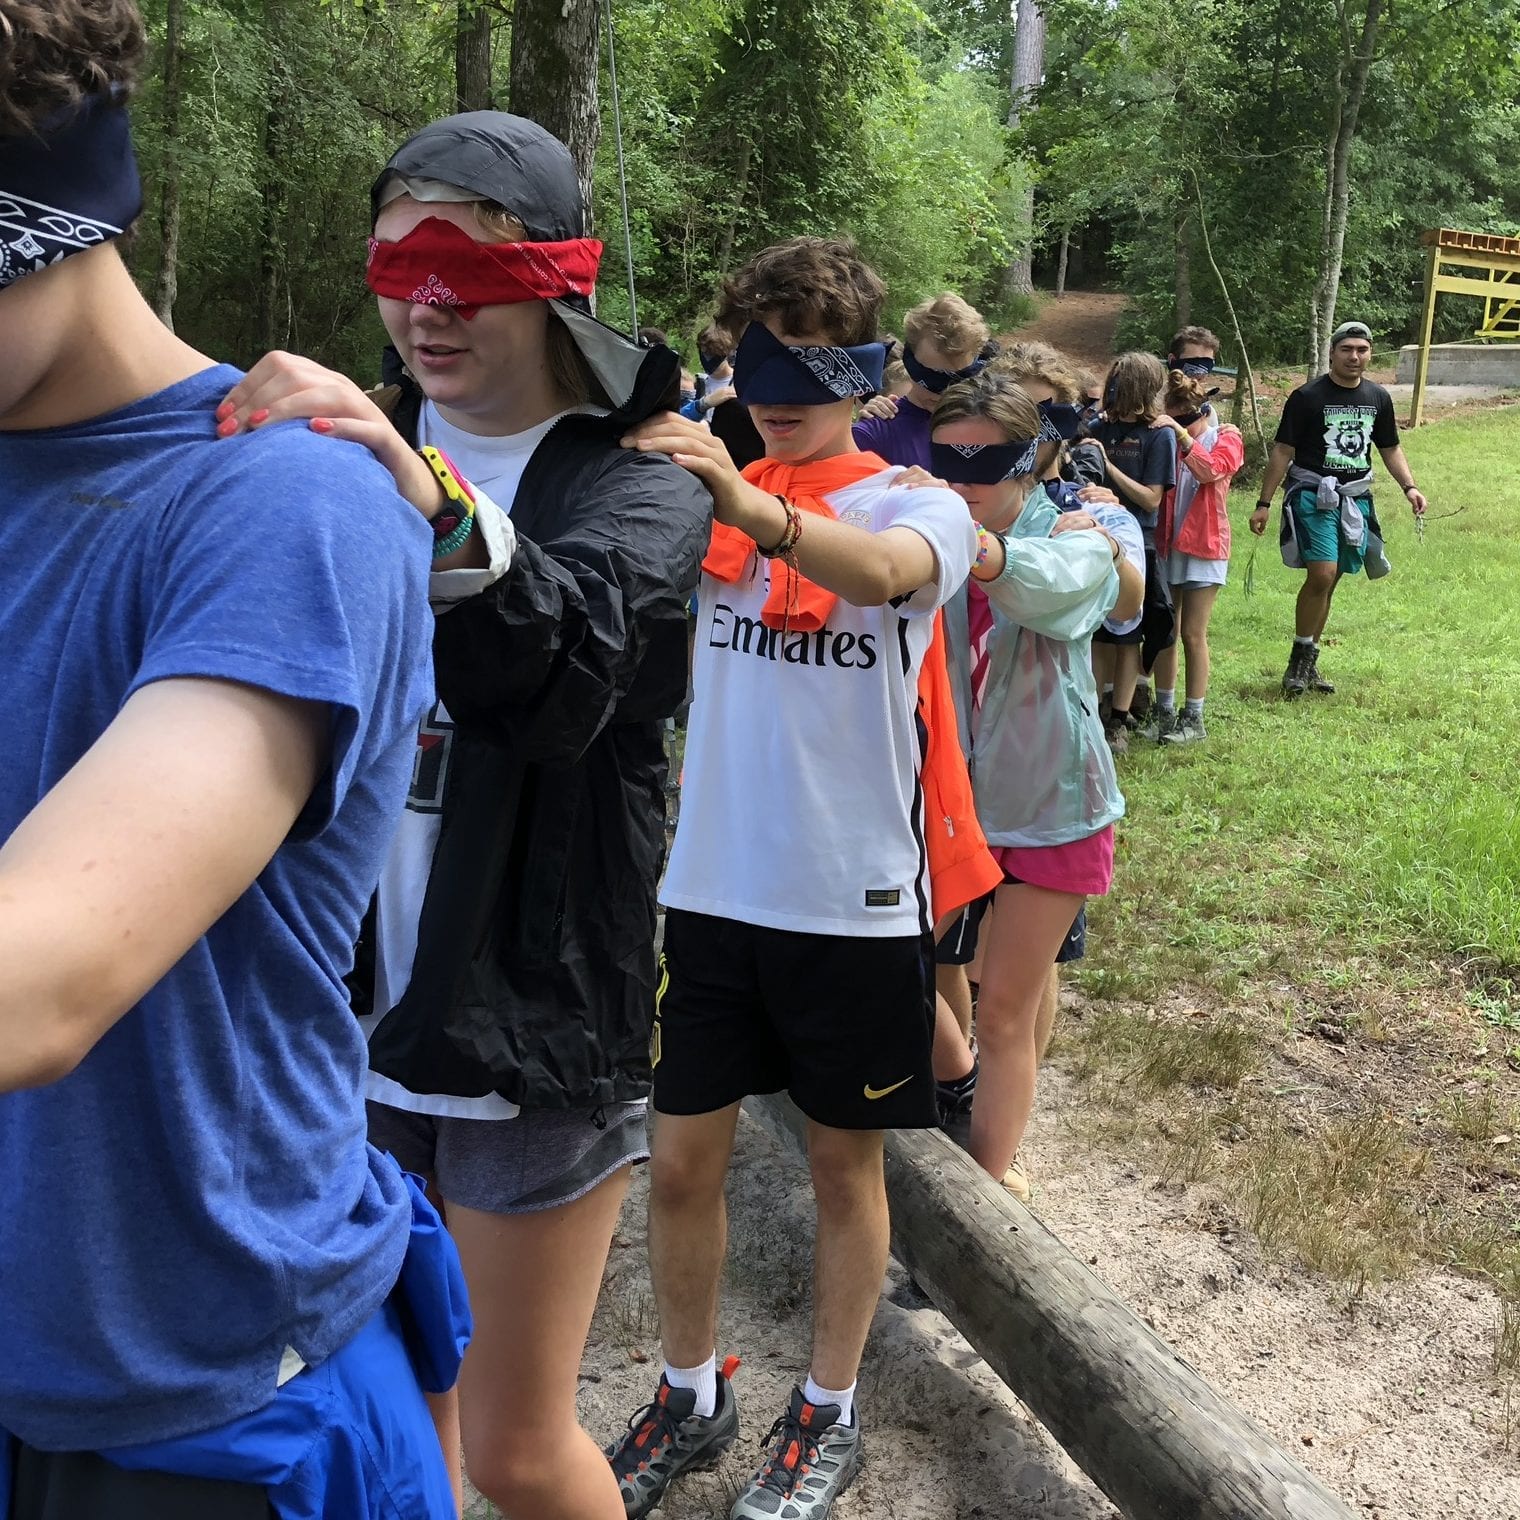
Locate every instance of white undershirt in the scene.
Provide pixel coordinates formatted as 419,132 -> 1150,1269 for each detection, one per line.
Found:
361,400 -> 598,1119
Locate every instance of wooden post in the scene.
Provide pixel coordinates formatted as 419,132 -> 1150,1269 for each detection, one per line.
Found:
1410,239 -> 1440,428
746,1095 -> 1357,1520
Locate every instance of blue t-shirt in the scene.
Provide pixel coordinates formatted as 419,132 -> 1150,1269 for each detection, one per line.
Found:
0,365 -> 435,1449
852,395 -> 933,470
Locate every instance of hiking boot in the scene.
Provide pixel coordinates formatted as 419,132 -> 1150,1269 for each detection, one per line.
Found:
608,1358 -> 741,1518
1137,706 -> 1178,743
1130,682 -> 1153,722
729,1387 -> 861,1520
1163,710 -> 1207,745
1306,647 -> 1335,694
1282,642 -> 1312,698
1104,720 -> 1130,756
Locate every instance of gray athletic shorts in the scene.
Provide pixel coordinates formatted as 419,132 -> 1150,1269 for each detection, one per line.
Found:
367,1099 -> 649,1215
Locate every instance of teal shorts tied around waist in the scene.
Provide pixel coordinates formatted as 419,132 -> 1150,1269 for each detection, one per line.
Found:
1285,487 -> 1366,575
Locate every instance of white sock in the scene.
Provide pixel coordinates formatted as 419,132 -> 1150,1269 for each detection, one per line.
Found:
665,1354 -> 717,1419
1156,687 -> 1176,712
803,1374 -> 856,1427
1186,697 -> 1204,718
1294,635 -> 1315,648
1102,682 -> 1114,697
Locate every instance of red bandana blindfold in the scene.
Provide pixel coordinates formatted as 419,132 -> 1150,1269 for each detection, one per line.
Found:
365,215 -> 603,318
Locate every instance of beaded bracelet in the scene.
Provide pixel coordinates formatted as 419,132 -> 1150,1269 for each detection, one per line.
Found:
974,525 -> 994,570
756,495 -> 804,558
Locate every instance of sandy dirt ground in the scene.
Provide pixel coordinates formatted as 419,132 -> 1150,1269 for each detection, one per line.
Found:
496,1071 -> 1520,1520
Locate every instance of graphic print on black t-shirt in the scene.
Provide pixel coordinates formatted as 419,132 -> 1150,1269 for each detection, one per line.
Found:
1090,418 -> 1176,528
407,702 -> 455,814
1276,375 -> 1398,484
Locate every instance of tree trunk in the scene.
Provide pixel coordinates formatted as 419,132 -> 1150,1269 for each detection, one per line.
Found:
509,0 -> 602,215
1055,225 -> 1070,298
256,1 -> 288,354
151,0 -> 185,328
998,0 -> 1046,303
1174,208 -> 1192,330
1309,0 -> 1383,373
715,137 -> 753,279
455,0 -> 493,114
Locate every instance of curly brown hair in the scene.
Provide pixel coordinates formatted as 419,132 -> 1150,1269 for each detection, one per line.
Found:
0,0 -> 145,139
989,339 -> 1083,404
715,237 -> 885,348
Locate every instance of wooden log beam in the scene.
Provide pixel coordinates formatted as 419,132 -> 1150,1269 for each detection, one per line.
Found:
745,1095 -> 1357,1520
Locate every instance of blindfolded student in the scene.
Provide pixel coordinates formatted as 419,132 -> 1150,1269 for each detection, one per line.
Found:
215,112 -> 711,1520
852,291 -> 999,469
905,374 -> 1139,1201
608,236 -> 978,1520
0,3 -> 467,1517
1141,330 -> 1244,745
1087,350 -> 1177,753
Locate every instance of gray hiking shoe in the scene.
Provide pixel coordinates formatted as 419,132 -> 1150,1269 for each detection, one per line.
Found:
1306,647 -> 1335,693
729,1387 -> 861,1520
1164,710 -> 1207,745
608,1358 -> 741,1518
1282,642 -> 1312,698
1137,706 -> 1178,743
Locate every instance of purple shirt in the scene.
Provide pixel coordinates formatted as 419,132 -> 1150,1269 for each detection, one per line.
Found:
853,396 -> 933,469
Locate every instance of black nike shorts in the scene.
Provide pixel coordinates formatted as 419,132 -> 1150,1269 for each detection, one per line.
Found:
935,893 -> 1087,967
653,909 -> 938,1130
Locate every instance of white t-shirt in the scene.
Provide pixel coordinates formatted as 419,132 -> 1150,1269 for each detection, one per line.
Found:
361,401 -> 592,1119
660,467 -> 975,938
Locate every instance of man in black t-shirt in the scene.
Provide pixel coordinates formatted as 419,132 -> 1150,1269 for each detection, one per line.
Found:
1250,322 -> 1427,696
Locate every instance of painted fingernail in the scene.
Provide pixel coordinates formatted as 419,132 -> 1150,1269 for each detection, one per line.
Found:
215,401 -> 235,422
311,418 -> 335,434
249,408 -> 270,426
217,418 -> 238,438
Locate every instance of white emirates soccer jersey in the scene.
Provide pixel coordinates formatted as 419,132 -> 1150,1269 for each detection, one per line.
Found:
660,467 -> 975,937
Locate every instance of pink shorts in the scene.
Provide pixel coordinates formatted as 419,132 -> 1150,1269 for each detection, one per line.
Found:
993,825 -> 1115,897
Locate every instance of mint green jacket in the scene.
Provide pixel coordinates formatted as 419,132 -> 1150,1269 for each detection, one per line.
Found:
943,486 -> 1126,848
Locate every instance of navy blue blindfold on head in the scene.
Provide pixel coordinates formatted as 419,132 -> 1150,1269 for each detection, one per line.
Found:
1169,355 -> 1216,379
930,437 -> 1039,485
902,344 -> 990,394
0,92 -> 142,292
733,322 -> 886,407
1037,400 -> 1083,441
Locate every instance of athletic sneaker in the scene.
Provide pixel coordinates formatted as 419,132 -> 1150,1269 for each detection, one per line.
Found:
608,1357 -> 741,1518
1137,706 -> 1178,743
729,1387 -> 861,1520
1164,711 -> 1206,745
1001,1155 -> 1031,1201
1282,642 -> 1312,698
1306,647 -> 1335,693
935,1055 -> 978,1130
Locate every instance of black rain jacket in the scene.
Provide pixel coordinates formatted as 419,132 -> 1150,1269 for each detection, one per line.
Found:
350,332 -> 711,1109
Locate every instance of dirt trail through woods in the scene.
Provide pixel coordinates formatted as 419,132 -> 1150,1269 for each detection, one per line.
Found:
1004,290 -> 1128,371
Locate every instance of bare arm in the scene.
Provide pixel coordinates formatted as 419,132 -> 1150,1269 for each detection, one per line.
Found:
625,412 -> 937,606
0,679 -> 326,1090
1110,553 -> 1144,622
1377,444 -> 1427,515
1095,444 -> 1163,515
1250,442 -> 1297,535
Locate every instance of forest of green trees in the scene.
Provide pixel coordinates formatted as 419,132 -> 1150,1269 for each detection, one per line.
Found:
128,0 -> 1520,381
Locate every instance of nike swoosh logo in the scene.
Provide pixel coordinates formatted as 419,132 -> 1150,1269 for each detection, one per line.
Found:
863,1077 -> 913,1101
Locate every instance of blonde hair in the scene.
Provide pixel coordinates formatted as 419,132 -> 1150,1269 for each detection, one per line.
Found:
903,294 -> 990,360
1104,351 -> 1165,423
990,339 -> 1082,404
469,199 -> 611,409
1165,368 -> 1210,416
932,373 -> 1042,463
880,358 -> 910,396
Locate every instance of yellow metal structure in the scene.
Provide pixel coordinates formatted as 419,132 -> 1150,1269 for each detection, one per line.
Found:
1410,228 -> 1520,426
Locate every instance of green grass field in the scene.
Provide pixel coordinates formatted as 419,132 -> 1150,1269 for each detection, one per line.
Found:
1067,400 -> 1520,1338
1086,401 -> 1520,1002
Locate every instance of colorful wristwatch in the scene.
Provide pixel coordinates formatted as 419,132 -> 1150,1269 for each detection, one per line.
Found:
418,446 -> 478,559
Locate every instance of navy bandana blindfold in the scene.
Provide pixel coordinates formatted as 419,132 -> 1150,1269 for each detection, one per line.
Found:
930,437 -> 1039,485
1037,400 -> 1083,441
902,344 -> 989,394
733,322 -> 886,406
0,93 -> 142,291
1169,355 -> 1216,379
